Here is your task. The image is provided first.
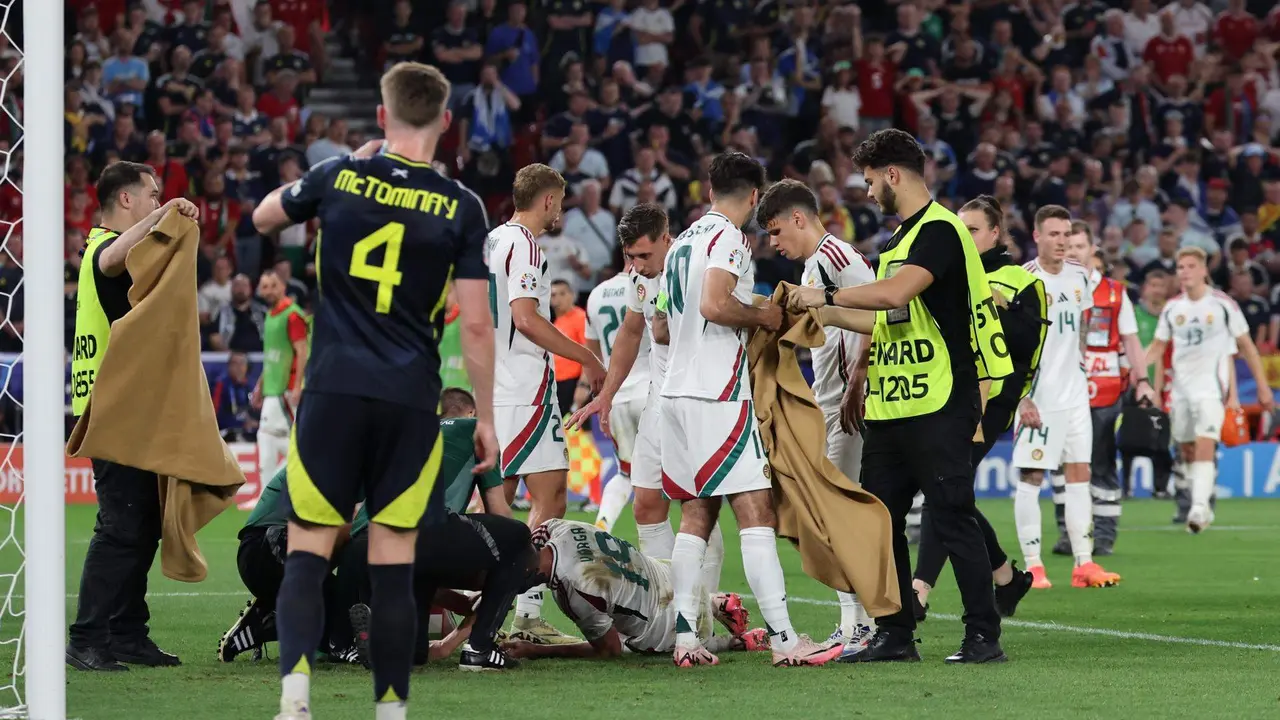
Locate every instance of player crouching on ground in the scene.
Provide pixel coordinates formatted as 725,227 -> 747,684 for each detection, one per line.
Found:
500,519 -> 768,661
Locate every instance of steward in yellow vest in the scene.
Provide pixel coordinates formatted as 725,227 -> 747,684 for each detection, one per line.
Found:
67,161 -> 199,672
786,129 -> 1010,665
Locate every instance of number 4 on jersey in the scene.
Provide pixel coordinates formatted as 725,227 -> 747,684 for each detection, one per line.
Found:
350,222 -> 405,313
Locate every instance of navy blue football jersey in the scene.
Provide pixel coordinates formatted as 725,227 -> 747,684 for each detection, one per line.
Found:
280,152 -> 489,409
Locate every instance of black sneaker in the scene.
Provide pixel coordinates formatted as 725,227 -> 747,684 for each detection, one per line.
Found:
349,603 -> 373,670
110,636 -> 181,667
66,645 -> 129,672
944,633 -> 1007,664
1093,544 -> 1114,557
912,589 -> 928,623
218,597 -> 276,662
994,563 -> 1033,619
837,629 -> 920,663
1051,536 -> 1072,556
459,644 -> 519,671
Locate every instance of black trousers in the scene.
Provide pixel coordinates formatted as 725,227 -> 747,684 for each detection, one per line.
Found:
69,460 -> 163,649
237,524 -> 349,652
914,404 -> 1013,587
862,411 -> 1001,640
337,513 -> 535,663
556,378 -> 578,418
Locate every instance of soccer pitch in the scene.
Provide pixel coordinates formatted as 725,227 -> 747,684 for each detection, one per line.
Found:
10,499 -> 1280,719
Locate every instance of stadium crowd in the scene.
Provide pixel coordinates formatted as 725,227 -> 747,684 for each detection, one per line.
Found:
41,0 -> 1280,441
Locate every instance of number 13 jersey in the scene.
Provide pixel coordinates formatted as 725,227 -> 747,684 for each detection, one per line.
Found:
660,210 -> 756,401
487,221 -> 557,406
1155,290 -> 1248,401
1024,259 -> 1093,412
279,153 -> 489,410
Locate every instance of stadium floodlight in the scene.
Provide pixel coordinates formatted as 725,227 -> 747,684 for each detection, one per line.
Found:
0,1 -> 68,718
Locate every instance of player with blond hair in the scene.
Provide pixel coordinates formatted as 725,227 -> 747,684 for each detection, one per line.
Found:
487,163 -> 606,645
1147,247 -> 1275,533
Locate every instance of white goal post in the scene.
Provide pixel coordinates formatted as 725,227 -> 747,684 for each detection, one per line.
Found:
23,0 -> 67,718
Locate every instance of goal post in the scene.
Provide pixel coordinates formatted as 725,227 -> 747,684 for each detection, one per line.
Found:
23,0 -> 67,717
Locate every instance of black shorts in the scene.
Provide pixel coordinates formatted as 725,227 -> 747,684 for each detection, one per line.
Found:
286,391 -> 442,530
236,525 -> 287,603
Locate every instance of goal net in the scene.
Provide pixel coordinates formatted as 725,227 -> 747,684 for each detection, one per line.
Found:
1,1 -> 68,718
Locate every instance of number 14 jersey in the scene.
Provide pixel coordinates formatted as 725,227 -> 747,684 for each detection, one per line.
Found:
660,210 -> 756,402
1025,259 -> 1092,412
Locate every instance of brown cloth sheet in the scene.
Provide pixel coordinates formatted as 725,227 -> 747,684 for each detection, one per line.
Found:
67,208 -> 246,582
747,282 -> 900,617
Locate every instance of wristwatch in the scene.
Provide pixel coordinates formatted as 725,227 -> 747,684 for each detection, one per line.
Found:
824,285 -> 838,306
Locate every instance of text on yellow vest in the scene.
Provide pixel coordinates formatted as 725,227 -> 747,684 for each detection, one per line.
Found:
71,228 -> 119,416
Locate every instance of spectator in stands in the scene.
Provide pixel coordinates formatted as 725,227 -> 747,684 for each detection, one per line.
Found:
486,1 -> 542,121
552,136 -> 610,205
209,273 -> 266,353
630,0 -> 674,84
1125,0 -> 1162,56
94,111 -> 144,171
0,234 -> 21,353
196,169 -> 240,262
1140,226 -> 1184,277
1231,269 -> 1271,344
610,146 -> 675,216
1202,177 -> 1244,245
257,68 -> 301,140
1165,195 -> 1220,259
74,6 -> 111,63
264,24 -> 316,87
242,0 -> 283,86
1144,10 -> 1195,86
191,24 -> 231,81
561,180 -> 616,278
432,0 -> 484,112
305,117 -> 351,167
1216,235 -> 1270,289
212,351 -> 257,444
103,29 -> 150,112
143,130 -> 190,202
272,154 -> 309,273
150,45 -> 200,138
169,0 -> 211,55
382,0 -> 425,72
231,85 -> 271,146
200,255 -> 235,328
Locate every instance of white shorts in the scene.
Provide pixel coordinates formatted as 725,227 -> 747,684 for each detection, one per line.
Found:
631,388 -> 663,491
496,404 -> 568,478
609,395 -> 646,470
1171,396 -> 1225,443
659,397 -> 770,500
823,409 -> 863,482
1012,403 -> 1092,470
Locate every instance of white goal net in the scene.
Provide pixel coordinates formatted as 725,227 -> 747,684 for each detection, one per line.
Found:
1,1 -> 68,718
0,0 -> 26,715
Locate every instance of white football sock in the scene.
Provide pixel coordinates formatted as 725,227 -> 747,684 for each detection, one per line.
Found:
375,701 -> 407,720
700,523 -> 724,594
514,584 -> 545,621
1189,461 -> 1215,513
740,526 -> 797,653
280,673 -> 309,713
637,522 -> 676,560
1064,482 -> 1093,566
671,532 -> 708,648
594,473 -> 632,532
1014,480 -> 1043,568
837,592 -> 860,633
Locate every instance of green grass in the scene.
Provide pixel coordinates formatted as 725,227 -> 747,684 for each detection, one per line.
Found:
4,499 -> 1280,719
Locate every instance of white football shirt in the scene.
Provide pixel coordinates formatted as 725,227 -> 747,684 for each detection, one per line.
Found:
801,233 -> 875,412
585,273 -> 650,404
660,211 -> 756,401
543,519 -> 678,652
1026,259 -> 1093,412
1154,290 -> 1248,401
627,270 -> 669,385
486,222 -> 556,406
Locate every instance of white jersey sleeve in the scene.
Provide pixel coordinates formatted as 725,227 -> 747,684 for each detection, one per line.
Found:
488,222 -> 556,406
661,211 -> 756,401
586,274 -> 650,403
628,271 -> 668,385
1118,291 -> 1138,336
802,234 -> 874,412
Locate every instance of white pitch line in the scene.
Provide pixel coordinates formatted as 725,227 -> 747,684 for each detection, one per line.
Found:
17,589 -> 1280,654
1122,525 -> 1277,532
773,594 -> 1280,653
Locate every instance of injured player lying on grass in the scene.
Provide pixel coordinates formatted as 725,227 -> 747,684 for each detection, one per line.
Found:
501,519 -> 769,661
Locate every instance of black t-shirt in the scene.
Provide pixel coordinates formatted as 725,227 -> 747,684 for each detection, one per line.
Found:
887,31 -> 941,73
168,22 -> 210,54
278,154 -> 489,409
385,20 -> 425,67
430,25 -> 482,85
190,49 -> 226,80
882,202 -> 980,422
89,238 -> 135,324
264,51 -> 313,78
634,108 -> 700,158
